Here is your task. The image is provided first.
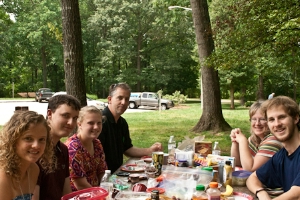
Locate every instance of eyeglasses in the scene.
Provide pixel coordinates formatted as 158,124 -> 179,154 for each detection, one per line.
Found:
250,118 -> 267,124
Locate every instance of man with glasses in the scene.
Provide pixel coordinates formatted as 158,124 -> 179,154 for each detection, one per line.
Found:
247,96 -> 300,199
98,83 -> 163,173
230,101 -> 282,171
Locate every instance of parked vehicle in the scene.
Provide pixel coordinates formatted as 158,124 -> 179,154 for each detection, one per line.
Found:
129,92 -> 174,110
52,92 -> 107,110
35,88 -> 54,103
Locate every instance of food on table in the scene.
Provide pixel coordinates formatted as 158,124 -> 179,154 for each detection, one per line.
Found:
221,185 -> 234,197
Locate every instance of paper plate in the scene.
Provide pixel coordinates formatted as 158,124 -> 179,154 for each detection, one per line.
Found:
231,192 -> 254,200
141,156 -> 152,163
121,164 -> 145,172
146,187 -> 165,194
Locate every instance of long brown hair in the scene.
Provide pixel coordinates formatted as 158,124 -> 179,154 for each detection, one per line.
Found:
0,111 -> 54,180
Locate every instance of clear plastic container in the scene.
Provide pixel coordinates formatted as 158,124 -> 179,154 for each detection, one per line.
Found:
207,182 -> 220,200
114,191 -> 150,200
232,170 -> 251,186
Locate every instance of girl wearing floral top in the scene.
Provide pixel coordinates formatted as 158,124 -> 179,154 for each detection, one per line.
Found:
66,106 -> 107,191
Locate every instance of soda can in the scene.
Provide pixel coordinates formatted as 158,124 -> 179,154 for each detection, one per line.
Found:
152,151 -> 164,176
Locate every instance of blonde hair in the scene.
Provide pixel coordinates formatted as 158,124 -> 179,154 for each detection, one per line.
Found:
0,111 -> 54,180
77,106 -> 103,133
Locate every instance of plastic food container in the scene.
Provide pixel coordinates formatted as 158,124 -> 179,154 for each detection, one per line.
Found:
114,191 -> 150,200
232,170 -> 252,186
61,187 -> 108,200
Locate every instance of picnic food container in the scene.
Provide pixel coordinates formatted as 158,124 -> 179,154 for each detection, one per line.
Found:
232,170 -> 252,186
61,187 -> 108,200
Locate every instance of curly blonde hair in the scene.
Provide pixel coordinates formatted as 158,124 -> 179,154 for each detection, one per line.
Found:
0,111 -> 54,180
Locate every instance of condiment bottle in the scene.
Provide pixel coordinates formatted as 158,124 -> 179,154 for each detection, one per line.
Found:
151,190 -> 159,200
192,184 -> 208,200
206,182 -> 220,200
223,161 -> 232,187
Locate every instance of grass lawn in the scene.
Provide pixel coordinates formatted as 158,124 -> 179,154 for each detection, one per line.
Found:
121,101 -> 250,156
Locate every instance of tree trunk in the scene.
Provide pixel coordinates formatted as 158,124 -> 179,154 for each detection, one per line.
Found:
41,46 -> 47,88
190,0 -> 231,133
256,73 -> 264,100
240,87 -> 246,106
61,0 -> 86,106
230,84 -> 235,109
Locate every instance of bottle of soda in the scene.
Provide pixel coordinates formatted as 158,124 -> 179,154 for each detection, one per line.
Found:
192,184 -> 208,200
212,141 -> 221,155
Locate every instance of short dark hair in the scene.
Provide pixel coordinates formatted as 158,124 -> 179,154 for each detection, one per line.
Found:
109,83 -> 131,96
48,95 -> 81,113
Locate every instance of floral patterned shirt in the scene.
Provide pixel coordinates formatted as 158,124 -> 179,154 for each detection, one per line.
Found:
65,134 -> 107,191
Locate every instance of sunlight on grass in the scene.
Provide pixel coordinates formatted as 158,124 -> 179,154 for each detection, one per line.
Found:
123,103 -> 250,156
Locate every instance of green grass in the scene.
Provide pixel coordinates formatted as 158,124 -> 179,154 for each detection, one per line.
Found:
123,102 -> 250,156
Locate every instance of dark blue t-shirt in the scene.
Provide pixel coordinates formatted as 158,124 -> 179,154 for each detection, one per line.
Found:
256,146 -> 300,192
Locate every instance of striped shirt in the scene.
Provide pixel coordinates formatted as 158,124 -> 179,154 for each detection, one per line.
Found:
249,134 -> 283,157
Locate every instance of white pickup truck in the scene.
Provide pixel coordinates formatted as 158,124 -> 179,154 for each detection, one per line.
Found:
129,92 -> 174,110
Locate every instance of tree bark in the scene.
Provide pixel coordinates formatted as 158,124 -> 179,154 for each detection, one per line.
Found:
230,84 -> 235,109
61,0 -> 86,106
256,73 -> 264,100
190,0 -> 231,133
41,46 -> 47,88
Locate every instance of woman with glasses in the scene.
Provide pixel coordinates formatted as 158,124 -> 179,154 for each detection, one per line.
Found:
230,101 -> 283,171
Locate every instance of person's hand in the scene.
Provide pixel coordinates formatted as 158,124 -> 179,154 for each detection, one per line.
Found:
231,128 -> 247,144
150,142 -> 163,152
230,128 -> 240,142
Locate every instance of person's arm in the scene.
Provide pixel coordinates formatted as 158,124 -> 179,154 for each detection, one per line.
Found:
230,129 -> 241,166
273,186 -> 300,200
246,171 -> 271,200
32,185 -> 40,200
0,173 -> 13,199
73,177 -> 93,191
230,142 -> 241,166
124,142 -> 163,157
62,177 -> 72,195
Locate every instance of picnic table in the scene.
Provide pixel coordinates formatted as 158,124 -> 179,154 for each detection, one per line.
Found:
113,157 -> 257,200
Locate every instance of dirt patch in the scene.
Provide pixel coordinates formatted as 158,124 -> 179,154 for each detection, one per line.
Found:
17,92 -> 36,98
172,104 -> 189,109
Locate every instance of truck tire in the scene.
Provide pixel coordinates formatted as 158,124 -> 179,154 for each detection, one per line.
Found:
129,102 -> 137,109
161,104 -> 167,110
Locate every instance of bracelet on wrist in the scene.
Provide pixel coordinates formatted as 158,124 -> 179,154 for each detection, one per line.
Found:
255,188 -> 265,198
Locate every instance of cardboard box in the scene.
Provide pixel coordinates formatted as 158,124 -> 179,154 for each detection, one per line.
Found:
194,141 -> 212,157
207,154 -> 236,170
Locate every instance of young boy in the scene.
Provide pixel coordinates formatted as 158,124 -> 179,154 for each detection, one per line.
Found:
33,94 -> 81,200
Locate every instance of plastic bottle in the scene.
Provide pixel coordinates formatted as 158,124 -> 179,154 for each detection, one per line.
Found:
168,136 -> 176,164
101,169 -> 111,183
168,136 -> 176,153
192,184 -> 208,200
207,182 -> 221,200
100,170 -> 113,200
212,142 -> 221,155
223,161 -> 232,187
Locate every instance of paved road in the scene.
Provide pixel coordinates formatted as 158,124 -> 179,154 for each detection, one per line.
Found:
0,100 -> 155,125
